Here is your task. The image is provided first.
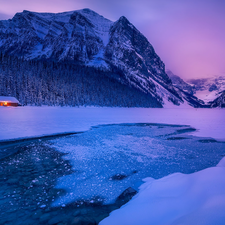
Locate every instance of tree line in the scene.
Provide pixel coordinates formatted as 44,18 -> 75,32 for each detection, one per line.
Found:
0,53 -> 162,107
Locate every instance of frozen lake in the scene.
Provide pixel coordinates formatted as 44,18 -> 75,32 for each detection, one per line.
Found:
0,122 -> 224,224
0,107 -> 224,224
0,107 -> 225,141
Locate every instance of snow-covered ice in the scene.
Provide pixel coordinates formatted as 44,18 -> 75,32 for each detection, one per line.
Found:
0,106 -> 224,141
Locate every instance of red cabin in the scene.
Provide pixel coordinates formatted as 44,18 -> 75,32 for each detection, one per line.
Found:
0,96 -> 21,107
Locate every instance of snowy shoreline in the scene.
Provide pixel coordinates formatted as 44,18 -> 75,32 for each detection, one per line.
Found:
100,158 -> 225,225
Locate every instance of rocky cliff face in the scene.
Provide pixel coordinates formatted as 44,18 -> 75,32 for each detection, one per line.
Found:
0,9 -> 112,62
167,70 -> 195,95
0,9 -> 198,107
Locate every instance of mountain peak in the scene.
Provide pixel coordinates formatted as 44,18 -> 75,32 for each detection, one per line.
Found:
77,8 -> 112,25
22,10 -> 30,13
0,8 -> 192,108
110,15 -> 135,35
118,16 -> 129,23
79,8 -> 97,14
114,16 -> 132,27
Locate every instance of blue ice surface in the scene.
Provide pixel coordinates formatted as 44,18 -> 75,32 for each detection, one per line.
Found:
49,123 -> 225,207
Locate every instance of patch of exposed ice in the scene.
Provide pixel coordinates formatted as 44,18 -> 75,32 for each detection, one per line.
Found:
48,123 -> 225,207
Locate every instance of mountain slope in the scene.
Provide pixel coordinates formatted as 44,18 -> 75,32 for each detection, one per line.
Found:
167,70 -> 207,107
0,9 -> 193,107
209,91 -> 225,108
166,70 -> 195,95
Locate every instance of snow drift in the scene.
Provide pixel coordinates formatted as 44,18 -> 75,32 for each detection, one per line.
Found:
100,157 -> 225,225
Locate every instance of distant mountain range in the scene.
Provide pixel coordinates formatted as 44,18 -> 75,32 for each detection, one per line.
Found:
167,70 -> 225,108
188,76 -> 225,104
0,9 -> 223,107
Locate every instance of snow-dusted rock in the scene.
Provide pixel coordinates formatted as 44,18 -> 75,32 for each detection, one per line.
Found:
167,70 -> 195,95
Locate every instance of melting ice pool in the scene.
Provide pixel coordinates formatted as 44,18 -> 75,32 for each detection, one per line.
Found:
49,123 -> 225,206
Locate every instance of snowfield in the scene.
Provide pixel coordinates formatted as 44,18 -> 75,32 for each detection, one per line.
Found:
0,106 -> 225,225
0,106 -> 224,141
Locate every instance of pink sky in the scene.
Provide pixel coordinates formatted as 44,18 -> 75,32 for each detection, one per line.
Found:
0,0 -> 224,79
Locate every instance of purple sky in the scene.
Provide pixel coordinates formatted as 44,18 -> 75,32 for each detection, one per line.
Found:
0,0 -> 224,79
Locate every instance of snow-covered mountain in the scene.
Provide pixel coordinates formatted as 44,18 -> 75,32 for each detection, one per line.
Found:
188,76 -> 225,104
167,70 -> 225,108
166,70 -> 206,107
0,9 -> 201,107
0,9 -> 112,62
166,70 -> 195,95
209,91 -> 225,108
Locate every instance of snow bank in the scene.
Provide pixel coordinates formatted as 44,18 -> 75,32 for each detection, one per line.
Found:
100,157 -> 225,225
0,107 -> 224,141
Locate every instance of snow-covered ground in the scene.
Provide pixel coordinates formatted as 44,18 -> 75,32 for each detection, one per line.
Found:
0,106 -> 224,141
100,159 -> 225,225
